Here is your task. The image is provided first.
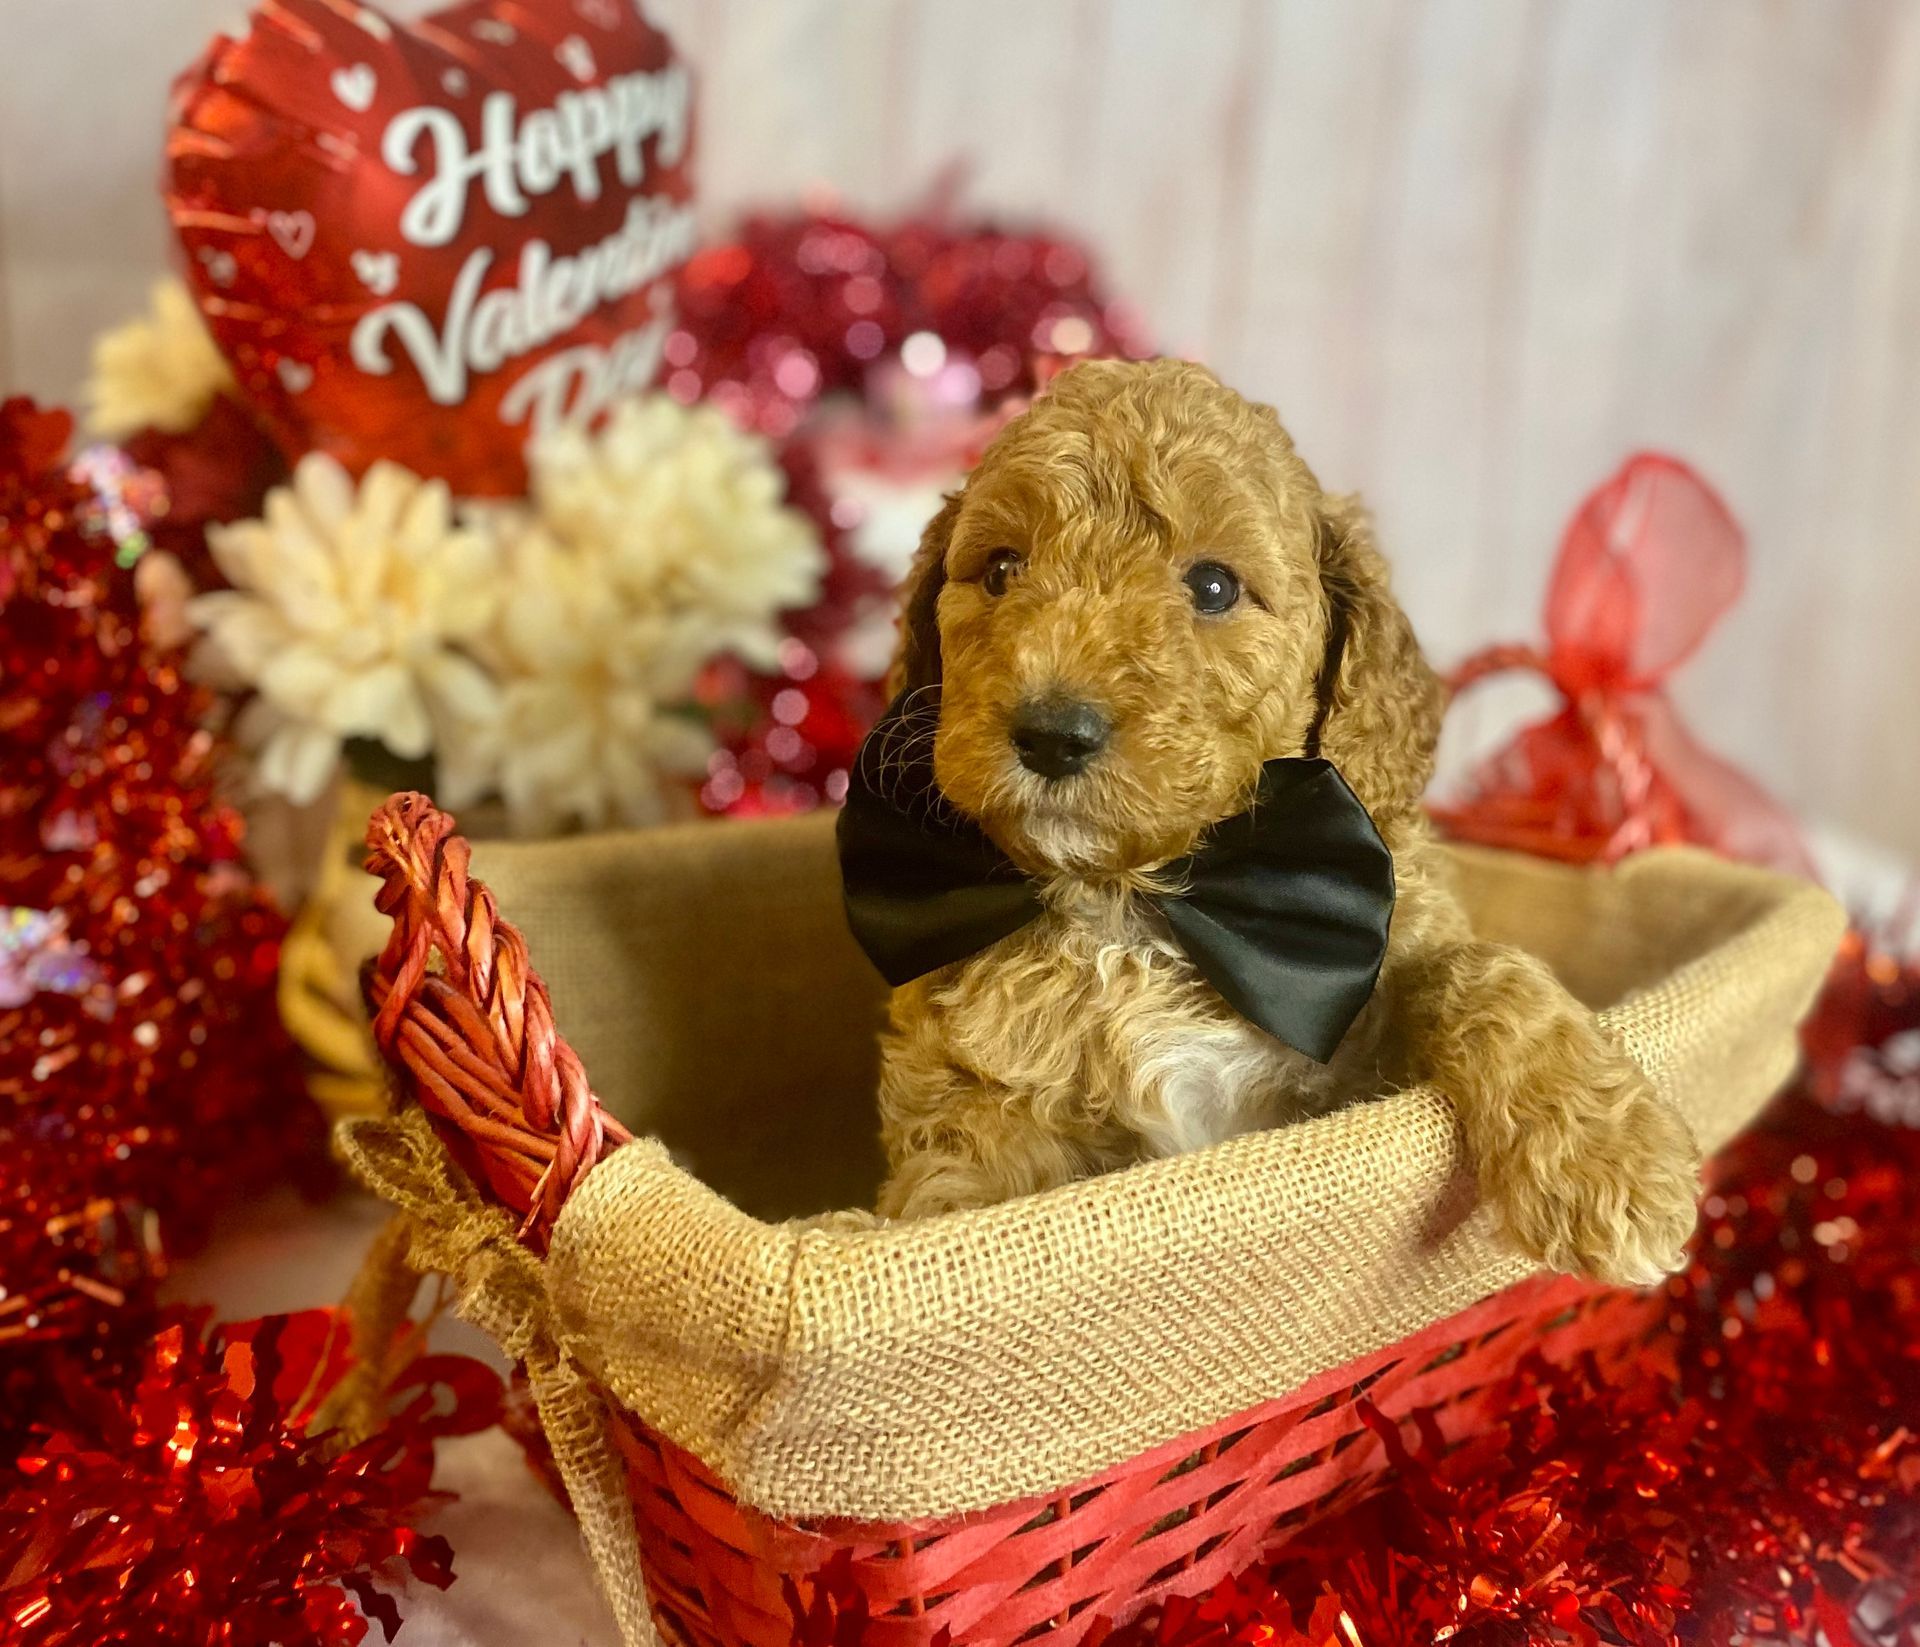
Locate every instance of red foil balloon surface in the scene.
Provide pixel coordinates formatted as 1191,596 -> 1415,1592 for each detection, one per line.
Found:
1434,453 -> 1815,876
166,0 -> 696,495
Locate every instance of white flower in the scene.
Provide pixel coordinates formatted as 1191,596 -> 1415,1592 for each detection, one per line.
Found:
85,280 -> 234,440
190,454 -> 502,805
429,395 -> 824,836
528,396 -> 824,671
438,517 -> 712,835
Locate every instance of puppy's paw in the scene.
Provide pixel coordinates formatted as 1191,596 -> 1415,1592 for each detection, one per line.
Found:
876,1153 -> 997,1220
1486,1047 -> 1702,1288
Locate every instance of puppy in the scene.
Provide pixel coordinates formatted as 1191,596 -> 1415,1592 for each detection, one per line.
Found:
864,358 -> 1700,1286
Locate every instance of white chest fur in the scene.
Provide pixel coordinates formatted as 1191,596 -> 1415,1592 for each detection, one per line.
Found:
1121,1004 -> 1310,1156
934,890 -> 1332,1164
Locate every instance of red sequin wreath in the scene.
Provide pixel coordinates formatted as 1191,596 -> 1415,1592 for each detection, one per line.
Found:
664,192 -> 1150,442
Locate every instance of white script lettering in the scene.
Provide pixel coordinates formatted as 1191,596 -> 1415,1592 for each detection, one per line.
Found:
383,63 -> 693,248
348,195 -> 699,406
498,309 -> 676,438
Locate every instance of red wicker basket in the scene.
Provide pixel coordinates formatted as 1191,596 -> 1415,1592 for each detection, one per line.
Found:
594,1278 -> 1651,1647
340,794 -> 1843,1647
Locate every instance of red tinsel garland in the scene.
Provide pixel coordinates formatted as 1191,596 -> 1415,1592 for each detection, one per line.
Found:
0,399 -> 316,1354
783,937 -> 1920,1646
1,1306 -> 501,1646
0,400 -> 504,1647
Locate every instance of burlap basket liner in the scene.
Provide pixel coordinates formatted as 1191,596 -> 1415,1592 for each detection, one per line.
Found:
352,812 -> 1839,1527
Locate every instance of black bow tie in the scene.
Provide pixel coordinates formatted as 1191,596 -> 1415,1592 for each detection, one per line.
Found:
835,696 -> 1396,1064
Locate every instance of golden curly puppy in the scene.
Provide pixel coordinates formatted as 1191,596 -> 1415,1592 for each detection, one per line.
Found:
867,358 -> 1700,1285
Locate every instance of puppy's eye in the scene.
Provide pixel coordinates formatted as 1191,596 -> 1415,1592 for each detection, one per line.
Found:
982,548 -> 1024,598
1184,561 -> 1241,614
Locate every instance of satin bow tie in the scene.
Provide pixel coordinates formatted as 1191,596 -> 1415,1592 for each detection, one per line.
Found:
835,696 -> 1397,1064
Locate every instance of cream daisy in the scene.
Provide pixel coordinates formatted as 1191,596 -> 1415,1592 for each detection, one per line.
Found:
433,395 -> 825,834
86,279 -> 235,440
528,395 -> 824,671
439,518 -> 713,834
189,454 -> 502,804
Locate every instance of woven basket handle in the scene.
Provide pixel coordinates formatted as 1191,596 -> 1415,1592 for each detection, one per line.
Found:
361,792 -> 631,1252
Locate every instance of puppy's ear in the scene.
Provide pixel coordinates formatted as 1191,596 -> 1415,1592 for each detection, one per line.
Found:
887,491 -> 961,697
1312,496 -> 1446,818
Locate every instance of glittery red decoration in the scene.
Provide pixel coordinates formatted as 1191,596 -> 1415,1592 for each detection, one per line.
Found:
168,0 -> 696,495
0,413 -> 486,1640
781,938 -> 1920,1645
663,196 -> 1150,441
1,1306 -> 502,1646
770,433 -> 894,661
1433,453 -> 1815,878
0,398 -> 316,1353
0,398 -> 73,485
696,649 -> 881,819
118,394 -> 289,588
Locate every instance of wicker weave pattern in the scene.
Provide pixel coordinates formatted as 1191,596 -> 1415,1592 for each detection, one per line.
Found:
363,793 -> 628,1248
611,1279 -> 1656,1647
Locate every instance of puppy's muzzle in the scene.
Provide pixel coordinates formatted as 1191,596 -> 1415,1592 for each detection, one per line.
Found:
1010,696 -> 1110,781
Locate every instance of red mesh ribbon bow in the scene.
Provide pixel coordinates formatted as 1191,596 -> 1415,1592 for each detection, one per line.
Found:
1432,453 -> 1814,875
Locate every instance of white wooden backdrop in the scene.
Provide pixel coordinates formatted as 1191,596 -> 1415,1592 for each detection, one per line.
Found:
3,0 -> 1917,858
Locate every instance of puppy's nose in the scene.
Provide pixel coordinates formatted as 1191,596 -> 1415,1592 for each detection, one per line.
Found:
1010,697 -> 1110,780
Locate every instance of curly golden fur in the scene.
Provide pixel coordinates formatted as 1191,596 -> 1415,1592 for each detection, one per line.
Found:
873,358 -> 1700,1285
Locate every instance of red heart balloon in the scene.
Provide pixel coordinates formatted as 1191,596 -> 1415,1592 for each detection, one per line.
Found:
166,0 -> 696,495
